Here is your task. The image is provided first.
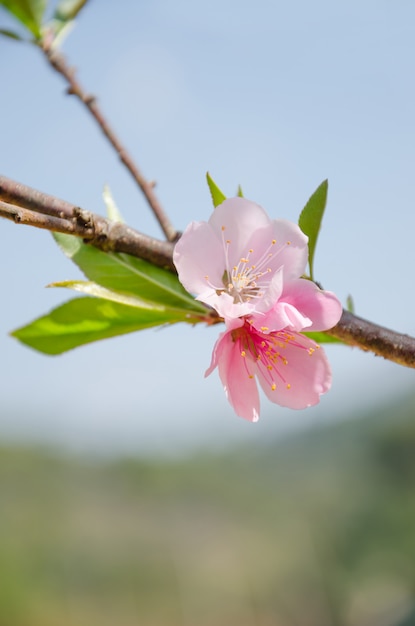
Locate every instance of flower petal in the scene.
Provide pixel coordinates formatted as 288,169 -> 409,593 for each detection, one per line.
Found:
208,197 -> 271,244
173,221 -> 224,295
257,333 -> 332,409
281,279 -> 342,331
205,324 -> 260,422
267,219 -> 309,280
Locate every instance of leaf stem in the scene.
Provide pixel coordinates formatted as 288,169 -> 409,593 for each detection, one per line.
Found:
39,39 -> 178,243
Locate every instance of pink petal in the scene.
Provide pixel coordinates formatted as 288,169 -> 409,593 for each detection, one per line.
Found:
205,324 -> 260,422
258,333 -> 332,409
267,219 -> 309,280
255,301 -> 312,332
208,197 -> 271,245
173,221 -> 224,295
281,279 -> 342,331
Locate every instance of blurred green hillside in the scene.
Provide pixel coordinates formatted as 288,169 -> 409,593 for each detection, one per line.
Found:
1,393 -> 415,626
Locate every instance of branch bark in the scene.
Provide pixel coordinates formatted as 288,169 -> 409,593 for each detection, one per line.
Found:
1,175 -> 415,369
327,310 -> 415,369
0,176 -> 175,271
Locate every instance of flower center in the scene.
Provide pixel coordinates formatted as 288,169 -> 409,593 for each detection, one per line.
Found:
219,227 -> 291,304
231,321 -> 317,391
203,226 -> 292,305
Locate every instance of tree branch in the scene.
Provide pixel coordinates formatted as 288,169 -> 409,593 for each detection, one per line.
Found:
1,175 -> 414,369
0,176 -> 175,271
327,310 -> 415,369
39,38 -> 178,243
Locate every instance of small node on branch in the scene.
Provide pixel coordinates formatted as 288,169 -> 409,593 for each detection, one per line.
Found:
73,207 -> 93,229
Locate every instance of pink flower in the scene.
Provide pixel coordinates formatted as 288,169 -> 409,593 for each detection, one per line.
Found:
174,196 -> 342,420
173,197 -> 310,322
205,318 -> 333,422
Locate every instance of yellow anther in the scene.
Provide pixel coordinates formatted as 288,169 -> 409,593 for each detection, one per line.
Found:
221,225 -> 226,231
241,350 -> 246,357
260,326 -> 269,332
308,348 -> 315,355
272,239 -> 276,244
249,248 -> 253,253
240,257 -> 249,263
282,358 -> 288,365
248,374 -> 254,379
271,383 -> 276,391
286,240 -> 291,245
286,383 -> 291,390
226,239 -> 231,244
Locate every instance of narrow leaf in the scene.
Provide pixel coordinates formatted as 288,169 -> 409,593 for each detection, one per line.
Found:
47,18 -> 74,47
53,0 -> 88,21
52,233 -> 208,315
236,184 -> 244,198
346,294 -> 355,313
206,172 -> 226,208
0,0 -> 46,38
102,184 -> 123,223
11,296 -> 189,355
0,27 -> 24,39
304,331 -> 342,345
48,280 -> 168,309
48,280 -> 205,325
298,179 -> 328,280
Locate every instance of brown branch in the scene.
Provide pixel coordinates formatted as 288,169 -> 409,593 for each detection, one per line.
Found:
0,176 -> 175,271
39,39 -> 178,243
1,175 -> 415,368
327,310 -> 415,369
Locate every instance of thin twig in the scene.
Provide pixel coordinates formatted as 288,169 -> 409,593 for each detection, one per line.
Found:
1,174 -> 415,368
39,39 -> 178,243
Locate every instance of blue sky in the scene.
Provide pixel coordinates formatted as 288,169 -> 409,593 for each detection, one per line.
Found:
0,0 -> 414,455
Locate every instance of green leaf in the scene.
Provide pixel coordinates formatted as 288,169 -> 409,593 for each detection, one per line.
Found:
298,179 -> 328,281
346,294 -> 355,314
102,184 -> 123,223
0,0 -> 46,38
53,233 -> 208,315
0,27 -> 24,39
53,0 -> 88,21
304,331 -> 342,345
11,296 -> 190,355
236,184 -> 244,198
46,0 -> 88,42
206,172 -> 226,208
45,18 -> 74,47
49,280 -> 203,318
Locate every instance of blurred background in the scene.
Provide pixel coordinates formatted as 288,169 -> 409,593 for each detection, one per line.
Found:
0,0 -> 415,624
